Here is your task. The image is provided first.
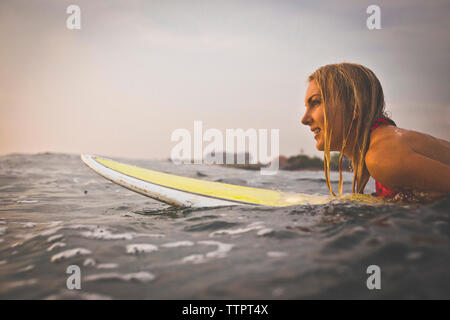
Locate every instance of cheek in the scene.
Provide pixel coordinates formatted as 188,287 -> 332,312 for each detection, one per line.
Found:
313,107 -> 325,150
313,106 -> 325,126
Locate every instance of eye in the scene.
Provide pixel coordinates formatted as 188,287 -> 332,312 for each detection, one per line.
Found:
310,100 -> 320,107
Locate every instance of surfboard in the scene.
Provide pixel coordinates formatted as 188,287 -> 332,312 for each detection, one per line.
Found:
80,154 -> 335,208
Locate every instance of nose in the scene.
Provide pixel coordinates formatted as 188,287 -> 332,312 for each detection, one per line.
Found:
301,108 -> 312,126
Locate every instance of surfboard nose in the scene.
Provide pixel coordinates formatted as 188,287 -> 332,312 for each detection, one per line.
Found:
81,154 -> 95,162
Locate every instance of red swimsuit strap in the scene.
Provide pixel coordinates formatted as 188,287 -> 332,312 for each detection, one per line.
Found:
370,118 -> 390,131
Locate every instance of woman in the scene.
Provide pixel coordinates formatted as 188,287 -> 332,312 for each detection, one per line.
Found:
301,63 -> 450,200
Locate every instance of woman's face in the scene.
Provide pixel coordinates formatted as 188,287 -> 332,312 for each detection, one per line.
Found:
302,80 -> 343,151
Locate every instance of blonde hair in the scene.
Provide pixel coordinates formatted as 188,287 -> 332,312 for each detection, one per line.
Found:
308,63 -> 394,196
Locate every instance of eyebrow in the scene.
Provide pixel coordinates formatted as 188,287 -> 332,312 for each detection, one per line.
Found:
305,94 -> 321,106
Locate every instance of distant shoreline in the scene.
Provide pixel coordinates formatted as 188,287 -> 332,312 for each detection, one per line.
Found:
219,153 -> 352,172
220,164 -> 349,172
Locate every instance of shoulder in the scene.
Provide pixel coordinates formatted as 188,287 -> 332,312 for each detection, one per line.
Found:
365,125 -> 450,193
367,125 -> 409,157
365,126 -> 413,182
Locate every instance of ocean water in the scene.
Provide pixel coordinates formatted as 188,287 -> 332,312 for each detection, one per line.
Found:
0,153 -> 449,299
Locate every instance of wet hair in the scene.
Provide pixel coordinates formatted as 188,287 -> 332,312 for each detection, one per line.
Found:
308,62 -> 395,196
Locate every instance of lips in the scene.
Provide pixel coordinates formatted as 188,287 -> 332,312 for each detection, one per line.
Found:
311,127 -> 321,139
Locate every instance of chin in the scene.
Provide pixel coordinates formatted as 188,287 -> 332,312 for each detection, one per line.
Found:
316,140 -> 324,151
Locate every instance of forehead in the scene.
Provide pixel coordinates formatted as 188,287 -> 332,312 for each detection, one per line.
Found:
305,80 -> 320,103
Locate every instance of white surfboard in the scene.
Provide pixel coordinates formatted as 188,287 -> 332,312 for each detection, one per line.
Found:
80,154 -> 335,208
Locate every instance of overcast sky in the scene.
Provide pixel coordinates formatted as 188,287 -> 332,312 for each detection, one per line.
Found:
1,0 -> 449,160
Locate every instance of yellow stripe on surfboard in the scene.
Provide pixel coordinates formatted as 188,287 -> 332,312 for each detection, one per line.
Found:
94,157 -> 329,206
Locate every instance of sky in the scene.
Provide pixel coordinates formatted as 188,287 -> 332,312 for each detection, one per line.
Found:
0,0 -> 449,160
